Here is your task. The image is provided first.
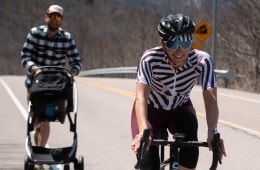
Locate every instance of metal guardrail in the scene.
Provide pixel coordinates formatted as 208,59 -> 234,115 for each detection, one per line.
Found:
214,69 -> 236,87
79,67 -> 236,88
79,67 -> 137,78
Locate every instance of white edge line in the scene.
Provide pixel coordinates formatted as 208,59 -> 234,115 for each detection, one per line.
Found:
218,93 -> 260,103
0,78 -> 28,120
197,112 -> 260,138
193,88 -> 260,103
0,78 -> 60,169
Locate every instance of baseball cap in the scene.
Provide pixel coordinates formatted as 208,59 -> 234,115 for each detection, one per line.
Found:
47,5 -> 63,16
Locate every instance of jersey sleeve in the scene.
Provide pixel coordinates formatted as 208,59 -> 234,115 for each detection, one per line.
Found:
136,52 -> 152,86
200,54 -> 217,91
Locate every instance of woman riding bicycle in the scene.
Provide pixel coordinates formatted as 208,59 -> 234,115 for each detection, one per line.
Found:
131,13 -> 226,170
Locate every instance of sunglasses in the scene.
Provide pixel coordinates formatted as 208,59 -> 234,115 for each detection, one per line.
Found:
47,13 -> 62,22
165,40 -> 192,51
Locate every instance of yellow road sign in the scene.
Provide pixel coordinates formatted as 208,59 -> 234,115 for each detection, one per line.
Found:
192,41 -> 202,50
195,20 -> 212,42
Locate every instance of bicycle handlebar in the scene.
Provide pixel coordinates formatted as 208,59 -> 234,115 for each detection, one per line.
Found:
135,129 -> 222,170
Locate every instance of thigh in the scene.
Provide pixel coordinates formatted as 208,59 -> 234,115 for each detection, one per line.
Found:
131,102 -> 169,139
167,102 -> 199,168
147,105 -> 170,139
167,103 -> 198,140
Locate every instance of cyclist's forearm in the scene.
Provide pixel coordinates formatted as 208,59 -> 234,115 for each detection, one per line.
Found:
203,88 -> 219,130
135,83 -> 150,133
135,98 -> 149,133
205,103 -> 219,130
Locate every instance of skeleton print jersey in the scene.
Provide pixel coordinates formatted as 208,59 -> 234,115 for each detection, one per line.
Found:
137,46 -> 217,110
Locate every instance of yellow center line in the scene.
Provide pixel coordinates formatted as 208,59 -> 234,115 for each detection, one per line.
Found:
78,78 -> 260,138
78,78 -> 135,97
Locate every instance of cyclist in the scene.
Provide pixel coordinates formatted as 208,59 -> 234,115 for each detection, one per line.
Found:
21,4 -> 82,169
131,14 -> 226,170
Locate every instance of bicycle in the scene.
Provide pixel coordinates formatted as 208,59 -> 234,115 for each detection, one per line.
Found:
135,129 -> 222,170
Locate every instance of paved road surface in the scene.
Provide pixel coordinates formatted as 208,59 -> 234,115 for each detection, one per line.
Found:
0,76 -> 259,169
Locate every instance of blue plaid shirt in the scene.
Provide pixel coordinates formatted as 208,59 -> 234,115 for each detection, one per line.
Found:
21,25 -> 82,74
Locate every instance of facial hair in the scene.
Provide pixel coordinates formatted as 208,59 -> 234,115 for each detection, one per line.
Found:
48,21 -> 60,32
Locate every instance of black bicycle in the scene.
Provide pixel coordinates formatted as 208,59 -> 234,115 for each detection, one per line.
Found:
135,129 -> 222,170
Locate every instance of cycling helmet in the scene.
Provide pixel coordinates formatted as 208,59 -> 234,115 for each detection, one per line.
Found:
157,14 -> 196,40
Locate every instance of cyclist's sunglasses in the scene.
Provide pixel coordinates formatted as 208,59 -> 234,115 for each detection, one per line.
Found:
165,40 -> 192,51
47,13 -> 62,22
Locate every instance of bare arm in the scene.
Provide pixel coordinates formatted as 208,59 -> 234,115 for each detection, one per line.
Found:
203,87 -> 227,158
203,87 -> 219,131
203,87 -> 219,150
135,82 -> 150,133
131,82 -> 150,153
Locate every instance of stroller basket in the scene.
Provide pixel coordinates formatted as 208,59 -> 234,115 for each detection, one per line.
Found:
29,70 -> 73,123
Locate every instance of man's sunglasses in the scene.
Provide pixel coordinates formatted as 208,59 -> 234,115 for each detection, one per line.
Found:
165,40 -> 192,51
47,13 -> 62,22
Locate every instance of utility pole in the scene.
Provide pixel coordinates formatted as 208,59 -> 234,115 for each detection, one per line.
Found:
212,0 -> 218,69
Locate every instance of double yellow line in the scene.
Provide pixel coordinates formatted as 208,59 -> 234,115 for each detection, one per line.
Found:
78,78 -> 260,138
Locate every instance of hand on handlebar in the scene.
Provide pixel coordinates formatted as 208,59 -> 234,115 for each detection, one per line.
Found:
208,131 -> 227,160
131,129 -> 152,155
208,132 -> 227,170
133,129 -> 152,169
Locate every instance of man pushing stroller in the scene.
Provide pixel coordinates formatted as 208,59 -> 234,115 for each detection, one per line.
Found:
21,4 -> 82,169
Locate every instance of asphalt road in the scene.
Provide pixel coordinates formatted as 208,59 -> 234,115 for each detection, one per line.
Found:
0,76 -> 259,170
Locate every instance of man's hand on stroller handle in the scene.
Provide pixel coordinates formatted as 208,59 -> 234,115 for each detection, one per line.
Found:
29,65 -> 41,74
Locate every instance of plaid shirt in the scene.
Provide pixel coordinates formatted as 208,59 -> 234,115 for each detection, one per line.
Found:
21,25 -> 82,74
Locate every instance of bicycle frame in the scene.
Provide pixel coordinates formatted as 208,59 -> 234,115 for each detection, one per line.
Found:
135,129 -> 222,170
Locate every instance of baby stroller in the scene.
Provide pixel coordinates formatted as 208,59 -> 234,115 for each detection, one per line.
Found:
24,66 -> 84,170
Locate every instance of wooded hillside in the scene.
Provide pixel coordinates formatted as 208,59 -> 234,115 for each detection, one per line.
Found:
0,0 -> 259,93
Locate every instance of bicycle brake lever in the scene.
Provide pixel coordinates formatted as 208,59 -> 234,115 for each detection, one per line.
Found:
135,129 -> 151,169
210,132 -> 222,170
140,129 -> 151,160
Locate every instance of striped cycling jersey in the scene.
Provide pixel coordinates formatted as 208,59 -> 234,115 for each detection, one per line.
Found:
21,25 -> 82,72
137,46 -> 217,110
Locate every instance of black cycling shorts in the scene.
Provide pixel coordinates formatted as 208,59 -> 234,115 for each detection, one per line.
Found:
131,100 -> 199,169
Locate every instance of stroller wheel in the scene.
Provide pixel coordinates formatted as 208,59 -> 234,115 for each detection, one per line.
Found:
64,164 -> 70,170
24,156 -> 34,170
78,156 -> 84,170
